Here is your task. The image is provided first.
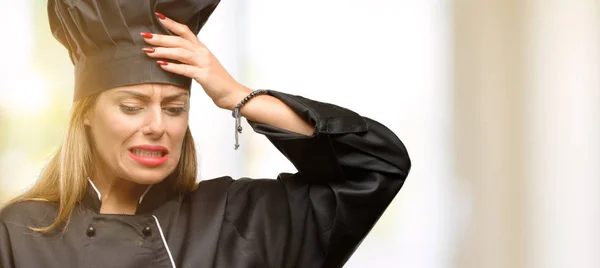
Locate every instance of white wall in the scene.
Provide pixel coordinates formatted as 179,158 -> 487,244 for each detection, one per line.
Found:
526,1 -> 600,267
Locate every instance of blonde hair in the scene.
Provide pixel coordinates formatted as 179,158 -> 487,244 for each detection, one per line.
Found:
9,93 -> 198,233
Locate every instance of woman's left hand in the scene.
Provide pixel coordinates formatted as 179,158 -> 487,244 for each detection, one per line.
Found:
141,12 -> 251,110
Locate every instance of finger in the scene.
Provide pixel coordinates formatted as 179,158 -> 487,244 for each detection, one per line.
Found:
154,12 -> 205,47
156,60 -> 206,82
143,47 -> 201,66
141,32 -> 195,51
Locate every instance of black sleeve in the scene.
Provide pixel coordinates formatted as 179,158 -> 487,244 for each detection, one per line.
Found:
229,90 -> 411,267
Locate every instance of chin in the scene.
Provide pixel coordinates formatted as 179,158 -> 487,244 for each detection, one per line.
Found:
125,169 -> 172,185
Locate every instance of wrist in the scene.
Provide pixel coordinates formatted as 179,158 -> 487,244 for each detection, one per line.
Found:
216,84 -> 253,111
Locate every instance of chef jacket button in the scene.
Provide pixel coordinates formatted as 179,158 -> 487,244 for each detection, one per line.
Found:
142,226 -> 152,237
86,226 -> 96,237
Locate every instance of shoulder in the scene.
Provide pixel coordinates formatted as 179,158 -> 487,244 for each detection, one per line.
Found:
191,175 -> 288,198
188,175 -> 310,212
226,177 -> 291,220
191,175 -> 290,212
0,200 -> 58,227
229,177 -> 283,195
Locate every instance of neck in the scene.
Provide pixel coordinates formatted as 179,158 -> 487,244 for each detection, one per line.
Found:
90,169 -> 149,215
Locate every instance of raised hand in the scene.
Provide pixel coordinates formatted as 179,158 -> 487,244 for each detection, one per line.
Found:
141,12 -> 252,110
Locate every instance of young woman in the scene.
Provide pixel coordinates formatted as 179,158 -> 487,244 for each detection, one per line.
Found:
0,1 -> 411,267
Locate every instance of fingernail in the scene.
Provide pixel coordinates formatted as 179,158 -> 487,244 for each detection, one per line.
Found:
155,12 -> 166,20
157,60 -> 168,66
141,32 -> 153,39
142,47 -> 155,53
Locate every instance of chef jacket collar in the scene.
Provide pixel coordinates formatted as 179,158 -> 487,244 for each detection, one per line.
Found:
81,175 -> 180,214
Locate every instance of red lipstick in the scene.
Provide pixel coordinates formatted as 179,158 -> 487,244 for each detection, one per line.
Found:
128,145 -> 169,167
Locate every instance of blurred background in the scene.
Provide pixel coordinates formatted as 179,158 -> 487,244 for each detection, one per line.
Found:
1,0 -> 599,267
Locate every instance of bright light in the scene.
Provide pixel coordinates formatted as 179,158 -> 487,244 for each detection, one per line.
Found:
0,72 -> 50,116
0,0 -> 50,116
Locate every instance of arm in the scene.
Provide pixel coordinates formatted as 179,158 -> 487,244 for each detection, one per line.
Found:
223,87 -> 315,136
236,90 -> 411,267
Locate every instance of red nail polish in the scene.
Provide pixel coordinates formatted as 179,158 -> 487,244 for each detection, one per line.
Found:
155,12 -> 166,20
142,47 -> 155,53
141,32 -> 153,39
157,60 -> 168,66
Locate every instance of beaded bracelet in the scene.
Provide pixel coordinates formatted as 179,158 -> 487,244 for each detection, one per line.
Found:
231,89 -> 269,150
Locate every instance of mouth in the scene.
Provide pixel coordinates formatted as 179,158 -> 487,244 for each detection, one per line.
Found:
128,145 -> 169,167
129,148 -> 167,158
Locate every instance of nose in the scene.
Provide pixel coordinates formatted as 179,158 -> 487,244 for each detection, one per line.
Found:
141,106 -> 166,139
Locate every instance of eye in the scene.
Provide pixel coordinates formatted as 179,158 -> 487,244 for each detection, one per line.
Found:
164,107 -> 187,116
119,104 -> 143,114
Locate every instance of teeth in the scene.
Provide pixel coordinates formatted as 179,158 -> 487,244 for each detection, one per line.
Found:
132,149 -> 164,158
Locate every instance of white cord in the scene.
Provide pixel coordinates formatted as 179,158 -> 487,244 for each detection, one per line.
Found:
152,215 -> 177,268
138,185 -> 153,204
87,177 -> 102,200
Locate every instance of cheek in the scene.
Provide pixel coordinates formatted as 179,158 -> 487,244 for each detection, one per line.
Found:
91,111 -> 140,157
168,119 -> 189,157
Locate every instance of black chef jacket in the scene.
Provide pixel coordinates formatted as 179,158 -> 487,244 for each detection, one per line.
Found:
0,90 -> 411,268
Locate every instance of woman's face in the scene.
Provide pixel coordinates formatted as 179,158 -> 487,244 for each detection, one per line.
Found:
84,83 -> 190,185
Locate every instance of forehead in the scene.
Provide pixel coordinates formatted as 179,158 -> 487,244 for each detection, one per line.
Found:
106,83 -> 189,98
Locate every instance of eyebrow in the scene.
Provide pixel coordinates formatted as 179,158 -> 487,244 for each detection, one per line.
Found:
163,92 -> 190,102
116,90 -> 189,101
